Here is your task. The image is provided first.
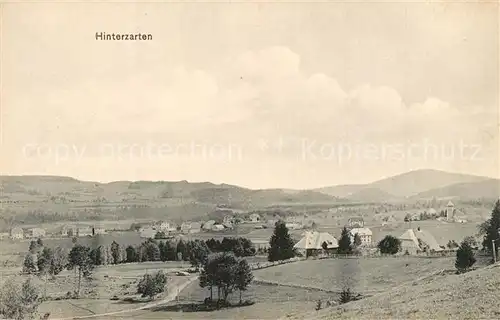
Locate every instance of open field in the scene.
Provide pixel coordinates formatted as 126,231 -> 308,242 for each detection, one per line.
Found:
93,281 -> 334,319
0,262 -> 195,318
288,262 -> 500,320
87,254 -> 496,320
254,256 -> 492,293
37,275 -> 195,319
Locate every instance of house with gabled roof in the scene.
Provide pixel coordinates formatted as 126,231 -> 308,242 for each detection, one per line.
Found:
398,227 -> 443,255
294,231 -> 338,257
10,227 -> 24,240
249,213 -> 261,223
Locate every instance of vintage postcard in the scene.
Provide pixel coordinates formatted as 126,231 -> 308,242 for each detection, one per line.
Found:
0,1 -> 498,319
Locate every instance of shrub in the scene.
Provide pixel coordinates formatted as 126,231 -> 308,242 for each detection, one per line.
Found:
377,235 -> 402,255
137,271 -> 167,300
455,240 -> 476,273
338,286 -> 360,305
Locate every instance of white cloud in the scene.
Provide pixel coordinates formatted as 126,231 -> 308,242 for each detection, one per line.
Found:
4,45 -> 497,186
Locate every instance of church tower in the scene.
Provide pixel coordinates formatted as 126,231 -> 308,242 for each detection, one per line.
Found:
446,201 -> 455,221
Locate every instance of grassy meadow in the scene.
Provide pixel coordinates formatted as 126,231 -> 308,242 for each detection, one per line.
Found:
93,281 -> 333,319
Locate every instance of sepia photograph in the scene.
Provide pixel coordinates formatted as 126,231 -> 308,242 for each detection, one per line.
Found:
0,1 -> 499,319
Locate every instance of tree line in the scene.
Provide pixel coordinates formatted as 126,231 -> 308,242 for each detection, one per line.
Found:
22,236 -> 259,298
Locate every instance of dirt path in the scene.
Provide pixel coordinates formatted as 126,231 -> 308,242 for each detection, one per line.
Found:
50,275 -> 199,320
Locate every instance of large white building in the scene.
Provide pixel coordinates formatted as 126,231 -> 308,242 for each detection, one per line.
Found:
92,226 -> 106,235
349,228 -> 373,246
158,221 -> 171,232
26,228 -> 46,239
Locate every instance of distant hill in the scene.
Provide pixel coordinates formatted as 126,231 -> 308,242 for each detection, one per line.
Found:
345,187 -> 398,202
413,178 -> 500,200
0,175 -> 340,224
369,169 -> 490,197
0,169 -> 496,225
316,169 -> 491,199
314,184 -> 366,198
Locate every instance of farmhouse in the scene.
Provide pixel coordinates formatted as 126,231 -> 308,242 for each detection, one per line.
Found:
253,239 -> 270,250
398,227 -> 443,255
180,222 -> 192,233
249,213 -> 261,222
26,227 -> 46,239
0,232 -> 9,240
454,216 -> 468,223
286,222 -> 302,230
222,215 -> 235,228
140,226 -> 156,238
223,222 -> 234,229
92,226 -> 106,235
211,224 -> 225,231
77,226 -> 93,237
348,217 -> 365,228
452,207 -> 467,223
202,220 -> 216,230
267,219 -> 278,227
349,227 -> 373,245
189,222 -> 201,234
157,221 -> 171,232
9,227 -> 23,240
61,225 -> 77,237
294,231 -> 338,257
398,229 -> 421,255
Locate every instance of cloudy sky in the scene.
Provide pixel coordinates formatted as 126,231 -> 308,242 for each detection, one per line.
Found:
1,2 -> 498,189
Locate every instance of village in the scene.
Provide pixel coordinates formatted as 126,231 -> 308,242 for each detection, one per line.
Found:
1,200 -> 472,259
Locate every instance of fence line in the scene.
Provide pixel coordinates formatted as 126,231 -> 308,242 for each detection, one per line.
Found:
307,252 -> 457,260
249,257 -> 305,271
252,278 -> 383,296
248,251 -> 456,270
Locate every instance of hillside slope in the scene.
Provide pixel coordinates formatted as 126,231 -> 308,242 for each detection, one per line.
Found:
370,169 -> 490,197
0,175 -> 338,206
286,263 -> 500,320
316,169 -> 490,199
414,179 -> 500,200
0,176 -> 340,225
